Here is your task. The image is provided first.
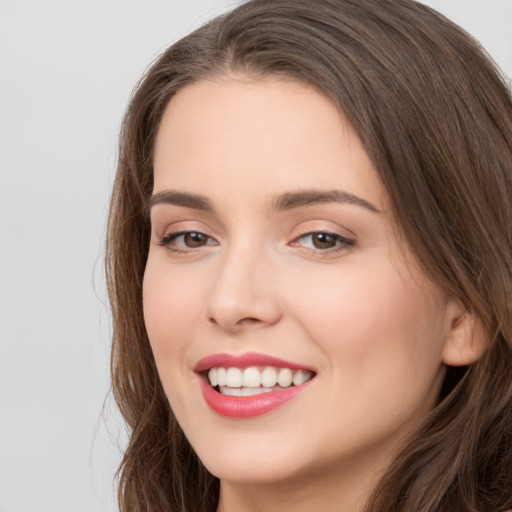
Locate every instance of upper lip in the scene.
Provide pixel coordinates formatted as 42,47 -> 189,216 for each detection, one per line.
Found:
194,351 -> 316,373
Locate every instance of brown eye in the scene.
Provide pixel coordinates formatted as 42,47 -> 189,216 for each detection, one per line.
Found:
311,233 -> 338,249
292,231 -> 354,254
183,232 -> 208,247
159,230 -> 217,252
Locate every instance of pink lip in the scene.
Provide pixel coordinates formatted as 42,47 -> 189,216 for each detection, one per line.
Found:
199,375 -> 313,418
194,351 -> 315,372
195,352 -> 316,418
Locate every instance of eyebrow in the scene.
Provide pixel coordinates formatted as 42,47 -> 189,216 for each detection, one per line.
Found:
270,189 -> 381,213
147,189 -> 381,214
147,191 -> 213,212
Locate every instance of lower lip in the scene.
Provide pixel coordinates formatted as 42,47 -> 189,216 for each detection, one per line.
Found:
199,376 -> 312,418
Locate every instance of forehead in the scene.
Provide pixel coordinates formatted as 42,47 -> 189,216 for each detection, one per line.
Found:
153,77 -> 386,211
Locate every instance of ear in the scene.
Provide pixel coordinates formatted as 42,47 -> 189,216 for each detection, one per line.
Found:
442,301 -> 488,366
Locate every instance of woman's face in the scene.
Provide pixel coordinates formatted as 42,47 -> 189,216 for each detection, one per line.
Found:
144,77 -> 459,491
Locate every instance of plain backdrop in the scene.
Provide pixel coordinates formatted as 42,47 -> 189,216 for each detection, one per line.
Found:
0,1 -> 510,511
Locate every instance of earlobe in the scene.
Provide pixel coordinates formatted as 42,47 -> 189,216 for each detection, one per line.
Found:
442,305 -> 488,366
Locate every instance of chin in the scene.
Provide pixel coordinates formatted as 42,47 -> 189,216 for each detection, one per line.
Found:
185,425 -> 312,484
202,454 -> 306,485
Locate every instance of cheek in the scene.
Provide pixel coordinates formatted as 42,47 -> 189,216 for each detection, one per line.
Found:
285,264 -> 448,452
286,261 -> 447,395
142,259 -> 205,362
142,259 -> 211,422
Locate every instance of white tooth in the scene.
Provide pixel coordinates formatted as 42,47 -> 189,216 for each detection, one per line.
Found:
217,367 -> 227,387
292,369 -> 311,386
261,367 -> 277,387
226,367 -> 243,388
219,386 -> 241,396
277,368 -> 293,387
242,367 -> 261,388
208,368 -> 218,387
292,369 -> 303,386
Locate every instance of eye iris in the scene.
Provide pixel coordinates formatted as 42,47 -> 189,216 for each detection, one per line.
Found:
312,233 -> 337,249
184,232 -> 207,247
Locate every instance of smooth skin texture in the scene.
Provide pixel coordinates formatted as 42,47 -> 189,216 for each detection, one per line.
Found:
143,77 -> 482,512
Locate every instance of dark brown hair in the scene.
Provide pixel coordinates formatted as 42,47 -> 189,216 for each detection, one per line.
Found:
106,1 -> 512,510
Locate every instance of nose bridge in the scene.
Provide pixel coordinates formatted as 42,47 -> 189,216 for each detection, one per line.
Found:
205,233 -> 281,330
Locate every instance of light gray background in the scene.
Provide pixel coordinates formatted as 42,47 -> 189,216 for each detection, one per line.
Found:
1,1 -> 510,511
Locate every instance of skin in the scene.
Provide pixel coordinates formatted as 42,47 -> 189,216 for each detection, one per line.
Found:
143,77 -> 471,512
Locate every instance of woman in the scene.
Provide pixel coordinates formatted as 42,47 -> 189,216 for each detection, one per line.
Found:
106,0 -> 512,510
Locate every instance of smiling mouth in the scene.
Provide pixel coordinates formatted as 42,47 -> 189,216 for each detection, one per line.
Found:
207,366 -> 315,396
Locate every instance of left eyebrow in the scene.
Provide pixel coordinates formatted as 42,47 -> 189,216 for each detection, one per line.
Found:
269,189 -> 381,213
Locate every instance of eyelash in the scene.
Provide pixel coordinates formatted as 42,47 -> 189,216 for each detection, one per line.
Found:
157,230 -> 355,255
158,231 -> 218,253
291,231 -> 355,254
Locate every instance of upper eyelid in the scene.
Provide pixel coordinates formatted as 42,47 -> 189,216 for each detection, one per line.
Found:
157,226 -> 353,240
154,219 -> 218,238
296,230 -> 352,240
151,208 -> 356,233
292,222 -> 356,239
149,207 -> 219,231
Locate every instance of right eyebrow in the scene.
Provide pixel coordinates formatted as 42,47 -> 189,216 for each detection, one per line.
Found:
147,190 -> 213,213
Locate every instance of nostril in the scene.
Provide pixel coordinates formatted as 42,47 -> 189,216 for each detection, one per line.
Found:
208,316 -> 262,327
237,317 -> 261,326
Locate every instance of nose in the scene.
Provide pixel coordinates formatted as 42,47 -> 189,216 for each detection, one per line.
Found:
205,242 -> 282,332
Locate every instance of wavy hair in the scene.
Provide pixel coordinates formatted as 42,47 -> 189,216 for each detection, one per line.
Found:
106,1 -> 512,510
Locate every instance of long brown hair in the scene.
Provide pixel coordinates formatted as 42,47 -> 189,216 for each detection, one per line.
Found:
106,1 -> 512,510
